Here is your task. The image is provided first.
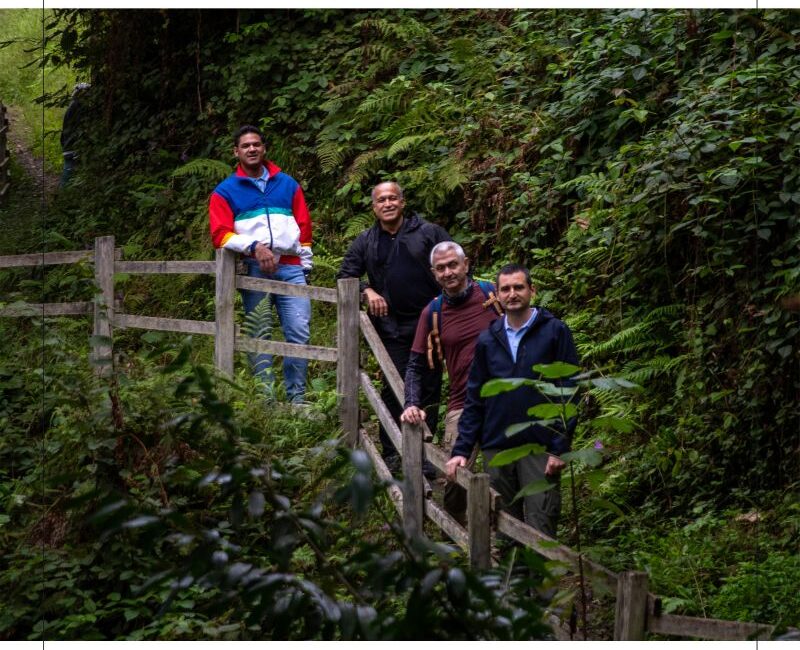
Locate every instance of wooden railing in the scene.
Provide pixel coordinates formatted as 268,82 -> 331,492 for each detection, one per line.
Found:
0,103 -> 10,204
0,236 -> 787,641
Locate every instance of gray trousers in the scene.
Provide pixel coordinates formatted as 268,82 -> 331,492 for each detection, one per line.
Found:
482,449 -> 561,539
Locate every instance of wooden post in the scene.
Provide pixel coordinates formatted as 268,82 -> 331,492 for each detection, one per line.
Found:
614,570 -> 649,640
214,248 -> 235,376
337,278 -> 360,446
467,472 -> 491,569
92,235 -> 115,375
402,421 -> 424,538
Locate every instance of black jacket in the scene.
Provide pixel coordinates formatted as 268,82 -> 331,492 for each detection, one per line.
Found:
337,213 -> 451,338
452,309 -> 579,458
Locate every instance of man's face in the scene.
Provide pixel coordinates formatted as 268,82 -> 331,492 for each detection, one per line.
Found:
372,183 -> 405,228
234,132 -> 265,172
431,249 -> 470,296
497,271 -> 534,314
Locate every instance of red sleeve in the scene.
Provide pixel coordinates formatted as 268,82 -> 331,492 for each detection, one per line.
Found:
410,304 -> 433,355
292,185 -> 312,246
209,192 -> 235,249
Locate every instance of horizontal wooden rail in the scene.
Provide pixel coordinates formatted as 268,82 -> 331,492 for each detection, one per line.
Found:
116,260 -> 216,274
115,313 -> 215,335
0,248 -> 122,268
236,335 -> 338,363
646,595 -> 774,640
0,301 -> 93,317
236,275 -> 338,303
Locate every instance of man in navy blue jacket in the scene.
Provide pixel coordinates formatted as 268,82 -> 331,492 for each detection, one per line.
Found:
446,264 -> 579,538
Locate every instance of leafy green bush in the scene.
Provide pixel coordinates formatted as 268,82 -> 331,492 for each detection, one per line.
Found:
710,553 -> 800,628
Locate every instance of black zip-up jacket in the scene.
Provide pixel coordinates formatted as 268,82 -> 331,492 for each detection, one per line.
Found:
452,309 -> 579,459
336,213 -> 451,338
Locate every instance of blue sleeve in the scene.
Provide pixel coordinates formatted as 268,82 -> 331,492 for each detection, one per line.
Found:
550,322 -> 580,456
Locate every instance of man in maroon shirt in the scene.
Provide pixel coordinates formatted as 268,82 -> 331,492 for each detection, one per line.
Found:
401,241 -> 501,523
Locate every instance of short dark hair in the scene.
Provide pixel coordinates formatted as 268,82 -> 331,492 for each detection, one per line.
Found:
496,263 -> 533,288
234,125 -> 264,147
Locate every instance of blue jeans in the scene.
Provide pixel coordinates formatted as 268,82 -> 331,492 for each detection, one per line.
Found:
240,260 -> 311,402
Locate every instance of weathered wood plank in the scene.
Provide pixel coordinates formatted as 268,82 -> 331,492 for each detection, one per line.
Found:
402,422 -> 424,538
115,260 -> 216,274
646,596 -> 774,640
0,250 -> 92,268
236,275 -> 338,303
358,311 -> 404,404
424,499 -> 468,550
359,370 -> 402,454
0,301 -> 93,317
92,236 -> 115,376
496,511 -> 618,592
359,428 -> 403,514
115,313 -> 215,335
337,278 -> 360,446
467,472 -> 492,570
214,248 -> 235,376
236,336 -> 338,362
614,571 -> 648,640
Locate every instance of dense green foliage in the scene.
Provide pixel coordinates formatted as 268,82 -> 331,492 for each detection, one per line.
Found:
1,7 -> 799,638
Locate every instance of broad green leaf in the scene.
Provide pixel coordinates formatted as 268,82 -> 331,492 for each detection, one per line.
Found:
512,479 -> 556,502
533,361 -> 581,378
480,377 -> 534,397
532,381 -> 577,397
528,402 -> 578,420
488,443 -> 546,467
561,447 -> 603,467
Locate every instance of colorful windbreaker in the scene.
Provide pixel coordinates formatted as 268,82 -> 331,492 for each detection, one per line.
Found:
209,161 -> 312,270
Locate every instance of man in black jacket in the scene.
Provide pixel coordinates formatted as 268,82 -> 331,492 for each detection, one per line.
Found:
446,264 -> 579,538
337,181 -> 451,473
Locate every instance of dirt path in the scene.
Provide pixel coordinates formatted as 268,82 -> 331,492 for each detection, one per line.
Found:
6,105 -> 60,198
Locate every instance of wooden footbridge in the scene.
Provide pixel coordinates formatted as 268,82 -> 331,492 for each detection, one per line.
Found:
0,236 -> 785,641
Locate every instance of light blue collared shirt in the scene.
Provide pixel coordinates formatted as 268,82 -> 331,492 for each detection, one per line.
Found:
504,308 -> 538,363
248,165 -> 270,193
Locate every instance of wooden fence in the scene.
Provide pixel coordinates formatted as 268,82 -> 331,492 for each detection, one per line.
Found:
0,235 -> 786,641
0,103 -> 10,204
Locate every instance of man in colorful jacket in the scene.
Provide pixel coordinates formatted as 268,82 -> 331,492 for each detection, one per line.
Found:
209,125 -> 313,403
446,264 -> 579,538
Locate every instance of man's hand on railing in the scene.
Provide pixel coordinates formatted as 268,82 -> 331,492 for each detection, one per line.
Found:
253,242 -> 276,274
362,287 -> 388,317
446,455 -> 468,482
400,405 -> 426,424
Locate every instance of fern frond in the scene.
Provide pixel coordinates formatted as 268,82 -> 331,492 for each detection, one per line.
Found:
242,295 -> 273,341
171,158 -> 232,182
344,213 -> 374,239
435,158 -> 469,192
587,322 -> 649,358
316,139 -> 348,173
387,131 -> 443,159
345,148 -> 386,185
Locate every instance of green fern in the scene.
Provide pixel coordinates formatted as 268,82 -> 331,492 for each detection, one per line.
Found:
344,148 -> 386,185
387,132 -> 443,159
316,139 -> 348,174
344,213 -> 374,239
242,294 -> 273,341
171,158 -> 232,183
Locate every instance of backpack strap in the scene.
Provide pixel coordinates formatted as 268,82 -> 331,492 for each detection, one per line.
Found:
477,279 -> 504,316
426,294 -> 445,370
